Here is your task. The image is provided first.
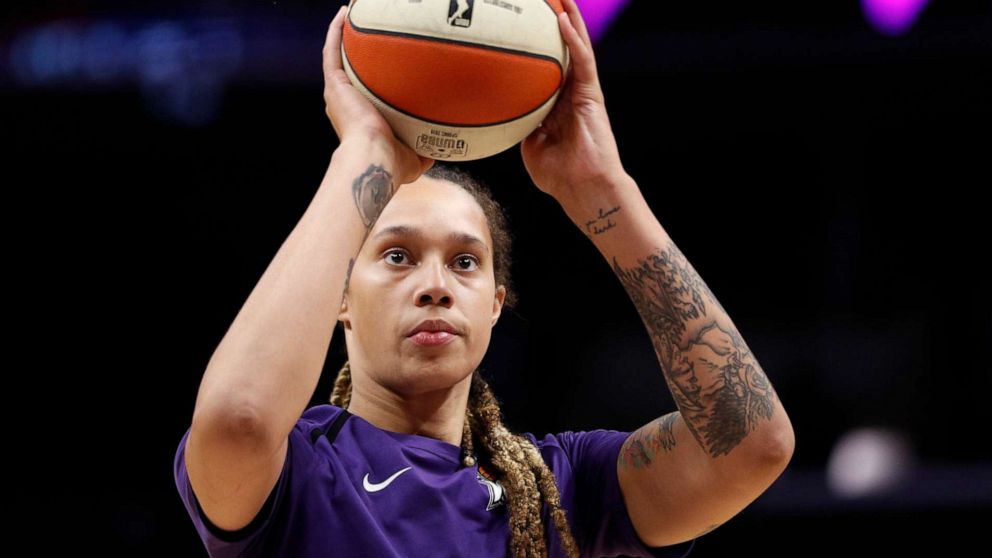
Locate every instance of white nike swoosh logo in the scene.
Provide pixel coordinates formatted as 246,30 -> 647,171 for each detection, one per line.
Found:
363,466 -> 412,492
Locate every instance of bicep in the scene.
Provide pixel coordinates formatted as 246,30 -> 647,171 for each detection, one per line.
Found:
184,417 -> 289,533
618,412 -> 789,546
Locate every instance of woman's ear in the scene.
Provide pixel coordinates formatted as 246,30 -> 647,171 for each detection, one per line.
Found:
491,285 -> 506,326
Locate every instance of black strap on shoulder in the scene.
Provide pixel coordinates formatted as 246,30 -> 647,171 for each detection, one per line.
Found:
309,407 -> 352,445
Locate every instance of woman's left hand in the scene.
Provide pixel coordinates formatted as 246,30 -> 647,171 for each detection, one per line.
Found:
521,0 -> 628,204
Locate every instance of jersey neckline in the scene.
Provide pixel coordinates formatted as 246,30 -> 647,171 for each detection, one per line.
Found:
347,410 -> 465,465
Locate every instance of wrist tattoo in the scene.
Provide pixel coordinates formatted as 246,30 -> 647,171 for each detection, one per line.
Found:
352,164 -> 395,231
584,205 -> 621,236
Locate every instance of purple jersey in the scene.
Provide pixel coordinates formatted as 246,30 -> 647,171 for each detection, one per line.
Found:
174,404 -> 697,557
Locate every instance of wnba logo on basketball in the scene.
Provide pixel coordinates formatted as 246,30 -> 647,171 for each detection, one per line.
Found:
448,0 -> 474,27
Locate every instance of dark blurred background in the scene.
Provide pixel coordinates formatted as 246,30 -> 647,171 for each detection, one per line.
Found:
7,0 -> 990,555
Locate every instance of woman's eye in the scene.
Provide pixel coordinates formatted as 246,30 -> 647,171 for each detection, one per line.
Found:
384,250 -> 479,272
385,250 -> 408,265
455,255 -> 480,272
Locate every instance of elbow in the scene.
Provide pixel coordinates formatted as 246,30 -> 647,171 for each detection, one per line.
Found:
744,414 -> 795,468
775,427 -> 796,466
736,425 -> 793,487
192,397 -> 269,443
764,420 -> 795,467
763,400 -> 796,465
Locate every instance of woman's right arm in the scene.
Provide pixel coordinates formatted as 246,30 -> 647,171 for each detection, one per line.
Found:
183,6 -> 433,532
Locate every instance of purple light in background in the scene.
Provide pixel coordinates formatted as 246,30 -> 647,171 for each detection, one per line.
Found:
861,0 -> 930,37
575,0 -> 631,43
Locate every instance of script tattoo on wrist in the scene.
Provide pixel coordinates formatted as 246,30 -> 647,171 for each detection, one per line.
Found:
584,205 -> 621,236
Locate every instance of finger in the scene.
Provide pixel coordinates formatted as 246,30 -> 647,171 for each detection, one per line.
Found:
557,11 -> 598,88
323,5 -> 347,73
561,0 -> 593,51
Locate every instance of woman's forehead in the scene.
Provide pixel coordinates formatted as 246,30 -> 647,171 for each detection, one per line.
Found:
375,181 -> 491,243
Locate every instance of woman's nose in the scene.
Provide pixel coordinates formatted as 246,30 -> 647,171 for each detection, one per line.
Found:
414,258 -> 454,307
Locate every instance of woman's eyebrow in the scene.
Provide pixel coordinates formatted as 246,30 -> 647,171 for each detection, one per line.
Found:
372,224 -> 489,253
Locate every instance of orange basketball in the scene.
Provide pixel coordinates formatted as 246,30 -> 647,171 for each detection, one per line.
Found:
341,0 -> 570,161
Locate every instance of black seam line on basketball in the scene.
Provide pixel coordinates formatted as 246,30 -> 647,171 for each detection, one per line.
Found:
541,0 -> 558,19
346,12 -> 564,72
343,43 -> 561,129
342,26 -> 564,127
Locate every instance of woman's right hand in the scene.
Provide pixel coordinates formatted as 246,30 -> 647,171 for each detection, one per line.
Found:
323,5 -> 434,185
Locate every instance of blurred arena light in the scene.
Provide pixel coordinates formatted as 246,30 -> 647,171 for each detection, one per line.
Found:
861,0 -> 931,36
826,426 -> 916,498
8,17 -> 243,125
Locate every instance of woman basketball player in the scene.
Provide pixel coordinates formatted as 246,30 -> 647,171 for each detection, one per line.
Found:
175,1 -> 795,556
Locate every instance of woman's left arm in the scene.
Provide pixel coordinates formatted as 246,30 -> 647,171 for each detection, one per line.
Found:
524,0 -> 795,547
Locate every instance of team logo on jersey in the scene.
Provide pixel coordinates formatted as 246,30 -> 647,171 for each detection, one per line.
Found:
448,0 -> 474,28
476,462 -> 506,511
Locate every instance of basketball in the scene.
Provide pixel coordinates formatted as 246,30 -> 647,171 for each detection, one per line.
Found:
340,0 -> 570,162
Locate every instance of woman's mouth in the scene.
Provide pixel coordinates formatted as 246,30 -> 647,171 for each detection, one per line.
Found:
408,331 -> 457,346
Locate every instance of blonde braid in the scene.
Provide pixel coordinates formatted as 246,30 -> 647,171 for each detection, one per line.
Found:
330,360 -> 353,410
466,370 -> 581,558
329,362 -> 580,558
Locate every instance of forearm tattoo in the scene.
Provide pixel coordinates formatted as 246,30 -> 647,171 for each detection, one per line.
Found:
352,164 -> 395,232
613,242 -> 778,459
342,164 -> 394,304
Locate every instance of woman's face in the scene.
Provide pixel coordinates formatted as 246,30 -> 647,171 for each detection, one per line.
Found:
338,175 -> 506,397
